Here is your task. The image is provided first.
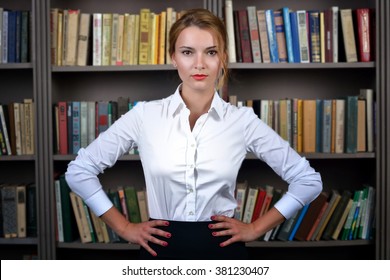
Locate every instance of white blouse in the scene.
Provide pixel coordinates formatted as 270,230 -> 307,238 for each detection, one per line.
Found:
65,85 -> 322,221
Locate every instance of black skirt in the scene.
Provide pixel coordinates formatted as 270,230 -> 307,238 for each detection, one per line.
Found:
139,219 -> 249,260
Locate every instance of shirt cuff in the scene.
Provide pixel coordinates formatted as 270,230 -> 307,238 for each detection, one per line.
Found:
84,189 -> 113,217
273,192 -> 304,220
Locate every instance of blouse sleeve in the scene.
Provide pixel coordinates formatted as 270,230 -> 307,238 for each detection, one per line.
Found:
65,102 -> 144,216
243,108 -> 323,219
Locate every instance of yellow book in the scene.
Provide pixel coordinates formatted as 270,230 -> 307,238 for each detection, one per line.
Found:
56,11 -> 63,66
64,9 -> 80,66
158,11 -> 167,64
102,13 -> 112,66
148,13 -> 158,64
165,7 -> 175,64
122,14 -> 130,65
110,13 -> 119,65
320,11 -> 325,63
76,13 -> 91,66
138,8 -> 150,65
302,99 -> 316,153
131,14 -> 140,65
297,99 -> 303,153
116,14 -> 125,65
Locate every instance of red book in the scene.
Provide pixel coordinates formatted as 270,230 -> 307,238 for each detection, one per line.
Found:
58,101 -> 68,155
356,8 -> 371,62
237,9 -> 253,63
324,9 -> 333,62
251,188 -> 266,222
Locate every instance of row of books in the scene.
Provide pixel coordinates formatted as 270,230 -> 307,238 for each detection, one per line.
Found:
50,7 -> 183,66
54,97 -> 138,155
235,181 -> 375,242
229,88 -> 375,154
224,1 -> 374,63
0,182 -> 37,238
55,174 -> 148,244
0,8 -> 31,64
0,100 -> 35,156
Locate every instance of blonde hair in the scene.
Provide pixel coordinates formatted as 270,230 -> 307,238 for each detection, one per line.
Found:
169,8 -> 229,90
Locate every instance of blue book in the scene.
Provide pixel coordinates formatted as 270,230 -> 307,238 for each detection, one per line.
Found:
72,101 -> 81,154
282,7 -> 294,63
265,9 -> 279,63
316,99 -> 323,152
308,10 -> 321,63
345,96 -> 358,153
289,11 -> 301,62
7,10 -> 17,63
288,203 -> 310,241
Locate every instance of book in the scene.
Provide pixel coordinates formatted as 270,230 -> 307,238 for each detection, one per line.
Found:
289,11 -> 301,63
273,10 -> 287,63
101,13 -> 112,66
331,6 -> 339,62
54,179 -> 64,242
331,198 -> 353,240
308,10 -> 321,63
302,99 -> 316,153
0,104 -> 12,155
92,13 -> 102,66
257,10 -> 270,63
296,10 -> 310,63
334,99 -> 346,153
265,9 -> 279,63
282,7 -> 294,63
251,187 -> 266,222
356,8 -> 371,62
242,186 -> 258,223
246,6 -> 262,63
26,183 -> 37,237
139,9 -> 151,65
359,89 -> 374,152
276,209 -> 301,241
340,9 -> 358,62
124,186 -> 141,223
357,99 -> 367,152
76,13 -> 91,66
294,191 -> 329,241
1,185 -> 18,238
69,192 -> 92,243
345,96 -> 358,153
234,180 -> 248,221
63,9 -> 80,66
288,203 -> 310,241
58,174 -> 78,242
237,9 -> 252,63
314,190 -> 341,241
16,184 -> 27,238
137,189 -> 149,222
225,0 -> 236,63
321,190 -> 353,240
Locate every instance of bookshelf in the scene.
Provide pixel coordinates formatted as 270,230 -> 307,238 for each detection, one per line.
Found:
0,0 -> 389,260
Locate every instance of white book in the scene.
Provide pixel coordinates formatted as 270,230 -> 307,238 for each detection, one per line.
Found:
87,101 -> 96,145
260,100 -> 269,125
92,13 -> 102,66
331,6 -> 339,62
225,0 -> 236,63
79,101 -> 88,148
340,9 -> 358,62
296,10 -> 310,63
76,13 -> 91,66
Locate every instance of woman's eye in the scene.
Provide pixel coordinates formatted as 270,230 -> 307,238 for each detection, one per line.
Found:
208,50 -> 217,56
182,50 -> 192,55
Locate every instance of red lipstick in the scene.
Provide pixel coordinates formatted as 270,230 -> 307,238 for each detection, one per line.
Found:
192,74 -> 207,81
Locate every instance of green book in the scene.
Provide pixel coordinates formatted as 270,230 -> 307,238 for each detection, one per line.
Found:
124,186 -> 141,223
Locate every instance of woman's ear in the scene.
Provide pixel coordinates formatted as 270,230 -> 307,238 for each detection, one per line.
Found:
171,54 -> 177,67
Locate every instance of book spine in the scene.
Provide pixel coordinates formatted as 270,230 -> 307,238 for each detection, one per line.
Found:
265,9 -> 279,63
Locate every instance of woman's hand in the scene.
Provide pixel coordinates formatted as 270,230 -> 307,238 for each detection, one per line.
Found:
120,220 -> 171,257
209,215 -> 259,247
209,208 -> 285,247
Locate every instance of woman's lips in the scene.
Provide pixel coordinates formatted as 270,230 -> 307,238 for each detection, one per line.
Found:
192,74 -> 207,81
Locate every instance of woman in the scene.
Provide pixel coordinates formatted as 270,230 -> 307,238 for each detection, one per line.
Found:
65,8 -> 322,259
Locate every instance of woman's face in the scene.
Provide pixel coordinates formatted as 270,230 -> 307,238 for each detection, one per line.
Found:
171,26 -> 222,94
